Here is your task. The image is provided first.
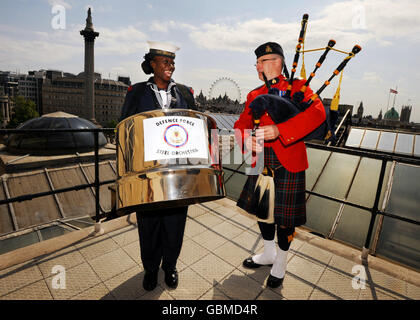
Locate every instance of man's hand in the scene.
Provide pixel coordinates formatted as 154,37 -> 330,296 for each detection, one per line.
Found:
261,125 -> 279,141
245,132 -> 264,153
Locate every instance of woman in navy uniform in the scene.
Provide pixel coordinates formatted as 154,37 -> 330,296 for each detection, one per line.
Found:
119,41 -> 196,291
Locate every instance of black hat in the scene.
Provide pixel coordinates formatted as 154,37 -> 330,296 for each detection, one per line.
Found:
254,42 -> 289,79
255,42 -> 285,59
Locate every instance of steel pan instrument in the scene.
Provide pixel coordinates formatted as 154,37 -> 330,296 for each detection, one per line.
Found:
116,109 -> 225,214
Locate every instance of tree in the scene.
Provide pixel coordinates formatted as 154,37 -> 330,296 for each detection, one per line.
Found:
7,96 -> 39,128
105,119 -> 119,128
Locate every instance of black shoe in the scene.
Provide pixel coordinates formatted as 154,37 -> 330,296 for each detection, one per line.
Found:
163,268 -> 178,289
143,270 -> 158,291
242,257 -> 273,269
266,274 -> 284,288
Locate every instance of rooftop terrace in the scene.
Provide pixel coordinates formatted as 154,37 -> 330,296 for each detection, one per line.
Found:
1,198 -> 419,301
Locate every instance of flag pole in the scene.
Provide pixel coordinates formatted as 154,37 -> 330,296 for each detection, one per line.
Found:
392,85 -> 398,108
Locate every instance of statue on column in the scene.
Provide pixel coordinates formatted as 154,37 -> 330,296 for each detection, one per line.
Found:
86,8 -> 93,30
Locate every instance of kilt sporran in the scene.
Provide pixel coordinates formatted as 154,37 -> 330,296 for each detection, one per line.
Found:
237,166 -> 278,224
236,148 -> 306,227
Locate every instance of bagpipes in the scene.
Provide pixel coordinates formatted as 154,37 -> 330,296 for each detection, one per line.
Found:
238,14 -> 362,223
249,13 -> 362,143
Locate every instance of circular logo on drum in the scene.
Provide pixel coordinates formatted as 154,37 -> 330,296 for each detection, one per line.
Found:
164,124 -> 188,148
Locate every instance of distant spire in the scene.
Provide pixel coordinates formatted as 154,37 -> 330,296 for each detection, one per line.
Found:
357,101 -> 364,118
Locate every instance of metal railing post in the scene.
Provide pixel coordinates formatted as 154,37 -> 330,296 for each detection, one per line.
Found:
0,127 -> 117,234
93,129 -> 104,235
361,158 -> 387,261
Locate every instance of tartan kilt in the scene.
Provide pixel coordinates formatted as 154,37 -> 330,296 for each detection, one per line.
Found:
237,147 -> 306,227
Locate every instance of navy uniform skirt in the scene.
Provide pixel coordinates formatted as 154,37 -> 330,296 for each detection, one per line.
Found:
237,147 -> 306,227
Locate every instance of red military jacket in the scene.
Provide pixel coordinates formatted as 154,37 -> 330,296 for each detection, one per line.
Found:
234,74 -> 326,173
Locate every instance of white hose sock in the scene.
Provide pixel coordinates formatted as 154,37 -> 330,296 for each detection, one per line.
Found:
270,247 -> 288,279
252,239 -> 276,265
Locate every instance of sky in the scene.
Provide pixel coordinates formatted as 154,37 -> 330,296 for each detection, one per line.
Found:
1,0 -> 419,122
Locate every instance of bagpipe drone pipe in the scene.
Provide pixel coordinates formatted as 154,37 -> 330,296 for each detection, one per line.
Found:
249,13 -> 362,143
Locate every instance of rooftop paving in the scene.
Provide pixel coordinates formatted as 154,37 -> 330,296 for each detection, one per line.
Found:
0,197 -> 419,301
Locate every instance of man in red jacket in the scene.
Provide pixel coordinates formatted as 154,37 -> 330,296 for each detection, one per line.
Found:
234,42 -> 326,288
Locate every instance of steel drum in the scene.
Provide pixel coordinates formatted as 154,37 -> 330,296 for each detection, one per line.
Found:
116,109 -> 225,214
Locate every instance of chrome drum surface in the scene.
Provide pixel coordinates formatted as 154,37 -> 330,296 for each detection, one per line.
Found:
116,109 -> 225,214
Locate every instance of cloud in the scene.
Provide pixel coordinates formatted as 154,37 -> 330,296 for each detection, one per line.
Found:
96,26 -> 148,54
95,60 -> 145,82
362,71 -> 383,83
178,67 -> 260,102
0,24 -> 149,69
186,0 -> 420,53
149,21 -> 168,33
149,20 -> 197,33
0,26 -> 81,66
97,5 -> 113,13
319,0 -> 420,41
47,0 -> 71,9
187,17 -> 371,54
0,36 -> 81,70
84,4 -> 94,12
189,18 -> 298,53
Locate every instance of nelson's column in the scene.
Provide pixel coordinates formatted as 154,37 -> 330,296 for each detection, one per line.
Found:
80,8 -> 99,123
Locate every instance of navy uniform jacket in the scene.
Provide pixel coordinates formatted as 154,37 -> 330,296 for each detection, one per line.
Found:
120,79 -> 195,272
119,78 -> 196,121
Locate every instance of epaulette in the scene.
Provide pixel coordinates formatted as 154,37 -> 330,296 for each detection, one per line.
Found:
249,84 -> 265,94
126,82 -> 147,96
176,83 -> 196,109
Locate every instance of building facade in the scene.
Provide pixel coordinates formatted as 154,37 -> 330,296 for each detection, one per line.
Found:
42,72 -> 128,126
0,71 -> 18,98
94,78 -> 128,125
1,70 -> 45,118
322,98 -> 354,117
357,101 -> 364,119
400,105 -> 412,123
0,86 -> 11,127
195,90 -> 244,114
17,72 -> 44,114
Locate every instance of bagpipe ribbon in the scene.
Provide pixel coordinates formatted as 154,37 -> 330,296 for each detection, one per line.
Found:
330,70 -> 343,111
